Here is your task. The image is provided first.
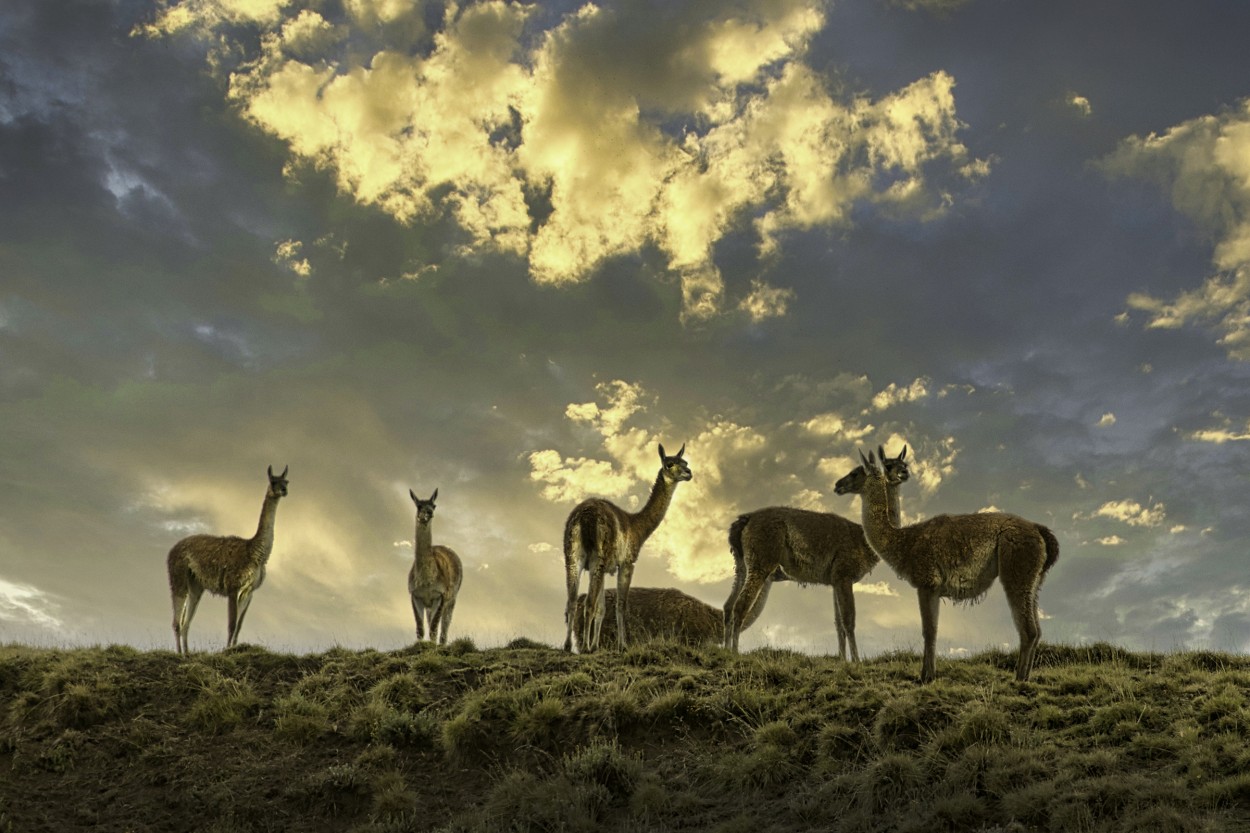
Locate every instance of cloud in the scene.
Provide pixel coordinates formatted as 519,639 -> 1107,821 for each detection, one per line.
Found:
739,279 -> 795,322
802,412 -> 873,441
884,0 -> 975,15
147,0 -> 983,320
1094,498 -> 1166,528
871,377 -> 930,411
1068,93 -> 1092,117
1096,535 -> 1126,546
273,239 -> 311,276
854,580 -> 899,597
1097,412 -> 1116,427
1187,417 -> 1250,443
0,577 -> 64,630
1103,98 -> 1250,358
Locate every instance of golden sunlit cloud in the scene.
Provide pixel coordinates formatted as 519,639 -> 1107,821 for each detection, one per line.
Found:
1093,498 -> 1166,528
871,377 -> 930,411
1104,98 -> 1250,358
144,0 -> 983,320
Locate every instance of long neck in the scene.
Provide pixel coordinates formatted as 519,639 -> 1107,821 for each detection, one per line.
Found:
630,469 -> 678,543
886,481 -> 902,527
251,492 -> 281,560
860,477 -> 904,566
414,520 -> 433,563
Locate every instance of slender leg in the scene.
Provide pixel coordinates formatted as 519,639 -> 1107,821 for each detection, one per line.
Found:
834,581 -> 859,662
615,562 -> 634,650
738,577 -> 773,633
729,570 -> 770,653
918,587 -> 941,683
429,599 -> 445,645
171,590 -> 188,654
440,597 -> 457,645
179,584 -> 204,655
231,588 -> 254,647
584,566 -> 606,653
1011,590 -> 1042,682
833,591 -> 846,660
226,593 -> 239,648
563,518 -> 585,653
414,598 -> 427,641
723,560 -> 746,648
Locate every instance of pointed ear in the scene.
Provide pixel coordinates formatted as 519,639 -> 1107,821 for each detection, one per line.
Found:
268,465 -> 273,478
280,465 -> 289,478
658,443 -> 666,461
878,444 -> 886,462
901,445 -> 908,461
859,449 -> 871,467
409,489 -> 419,505
676,442 -> 686,459
430,488 -> 438,503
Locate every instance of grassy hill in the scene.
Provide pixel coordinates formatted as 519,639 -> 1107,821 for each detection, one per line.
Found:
2,639 -> 1249,832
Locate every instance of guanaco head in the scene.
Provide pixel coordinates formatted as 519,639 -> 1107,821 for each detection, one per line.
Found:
658,442 -> 693,483
409,488 -> 438,525
267,465 -> 289,498
833,445 -> 908,495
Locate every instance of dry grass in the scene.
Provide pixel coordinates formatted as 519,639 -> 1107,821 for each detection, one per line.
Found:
2,639 -> 1249,832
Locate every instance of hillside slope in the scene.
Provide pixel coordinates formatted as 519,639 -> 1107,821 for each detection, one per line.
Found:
2,640 -> 1249,832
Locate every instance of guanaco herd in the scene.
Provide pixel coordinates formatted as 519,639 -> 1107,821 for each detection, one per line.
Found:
166,442 -> 1059,683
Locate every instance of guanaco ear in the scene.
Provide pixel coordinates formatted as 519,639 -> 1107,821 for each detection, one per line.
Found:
429,488 -> 438,503
268,465 -> 273,478
658,443 -> 667,461
280,465 -> 288,478
877,444 -> 887,462
675,442 -> 686,459
409,489 -> 419,505
900,445 -> 908,461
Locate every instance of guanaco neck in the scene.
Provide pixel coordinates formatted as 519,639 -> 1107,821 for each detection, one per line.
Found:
860,474 -> 905,567
630,469 -> 679,544
413,519 -> 438,578
886,482 -> 902,527
250,492 -> 281,562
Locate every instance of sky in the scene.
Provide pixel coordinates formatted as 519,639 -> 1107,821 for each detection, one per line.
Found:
3,0 -> 1250,658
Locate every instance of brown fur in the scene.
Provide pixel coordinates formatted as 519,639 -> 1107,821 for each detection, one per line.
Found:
167,465 -> 288,654
572,587 -> 722,650
849,451 -> 1059,683
563,443 -> 692,653
722,447 -> 910,658
408,489 -> 464,645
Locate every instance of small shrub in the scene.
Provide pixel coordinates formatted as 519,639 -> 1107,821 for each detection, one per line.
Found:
510,695 -> 567,749
273,692 -> 331,743
33,728 -> 86,773
286,760 -> 374,818
562,741 -> 646,802
504,637 -> 551,651
184,675 -> 258,734
477,768 -> 609,833
816,723 -> 872,764
873,688 -> 957,751
369,770 -> 418,821
1194,685 -> 1248,734
999,780 -> 1057,827
856,752 -> 927,814
444,637 -> 478,656
368,673 -> 429,712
